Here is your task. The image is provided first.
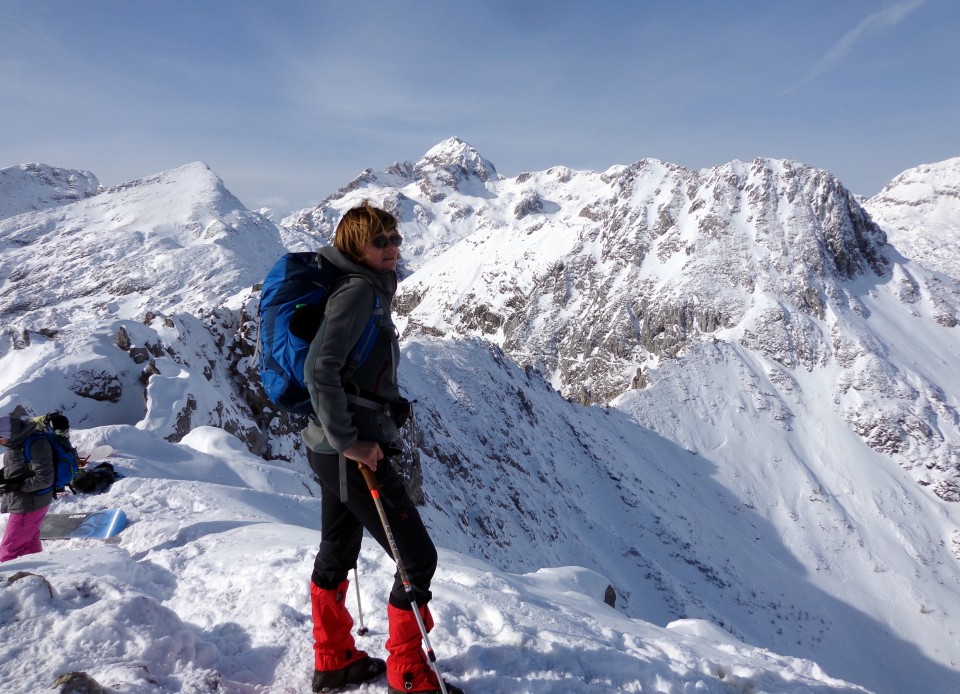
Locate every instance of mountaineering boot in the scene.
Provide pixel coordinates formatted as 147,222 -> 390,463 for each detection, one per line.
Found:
310,580 -> 385,692
386,603 -> 464,694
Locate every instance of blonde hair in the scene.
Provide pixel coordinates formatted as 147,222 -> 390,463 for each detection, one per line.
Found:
334,201 -> 398,263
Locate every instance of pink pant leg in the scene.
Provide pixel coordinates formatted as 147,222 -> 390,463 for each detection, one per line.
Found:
0,506 -> 50,562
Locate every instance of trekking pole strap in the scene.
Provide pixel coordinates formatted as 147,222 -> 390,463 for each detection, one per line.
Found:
338,453 -> 348,503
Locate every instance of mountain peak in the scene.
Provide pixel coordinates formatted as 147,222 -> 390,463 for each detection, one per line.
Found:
416,137 -> 499,183
423,136 -> 473,159
865,156 -> 960,280
0,161 -> 285,323
875,156 -> 960,202
107,160 -> 223,193
102,161 -> 251,215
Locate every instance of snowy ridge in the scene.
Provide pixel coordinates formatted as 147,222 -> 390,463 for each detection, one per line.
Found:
864,156 -> 960,282
1,143 -> 959,692
0,161 -> 287,324
0,163 -> 100,222
0,162 -> 297,456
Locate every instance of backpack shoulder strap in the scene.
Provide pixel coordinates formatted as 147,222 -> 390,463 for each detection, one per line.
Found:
329,274 -> 385,378
330,271 -> 383,305
21,432 -> 53,460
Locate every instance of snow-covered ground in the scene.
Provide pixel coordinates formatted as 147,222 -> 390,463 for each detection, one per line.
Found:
1,424 -> 869,693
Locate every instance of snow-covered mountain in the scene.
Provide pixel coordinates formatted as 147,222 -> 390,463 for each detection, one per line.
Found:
1,145 -> 959,693
0,163 -> 100,221
292,140 -> 960,502
864,156 -> 960,282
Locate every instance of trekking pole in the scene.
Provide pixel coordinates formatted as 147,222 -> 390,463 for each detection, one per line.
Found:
358,465 -> 449,694
352,567 -> 369,636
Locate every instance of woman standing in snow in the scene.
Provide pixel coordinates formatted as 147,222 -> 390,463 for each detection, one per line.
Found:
304,202 -> 462,694
0,414 -> 55,562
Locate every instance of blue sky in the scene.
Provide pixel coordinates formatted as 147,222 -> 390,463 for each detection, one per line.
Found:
1,0 -> 957,212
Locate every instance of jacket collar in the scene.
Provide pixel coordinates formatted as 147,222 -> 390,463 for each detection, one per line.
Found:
319,246 -> 397,297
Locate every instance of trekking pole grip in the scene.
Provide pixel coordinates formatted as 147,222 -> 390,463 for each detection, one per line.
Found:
358,463 -> 378,491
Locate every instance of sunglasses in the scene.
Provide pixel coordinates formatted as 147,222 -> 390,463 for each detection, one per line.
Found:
371,233 -> 403,249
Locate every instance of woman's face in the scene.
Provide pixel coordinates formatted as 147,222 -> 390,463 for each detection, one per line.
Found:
361,230 -> 402,273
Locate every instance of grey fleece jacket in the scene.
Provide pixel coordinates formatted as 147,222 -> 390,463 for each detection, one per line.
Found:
302,246 -> 401,454
1,418 -> 54,514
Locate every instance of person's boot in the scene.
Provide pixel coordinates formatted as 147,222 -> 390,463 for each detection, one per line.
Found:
310,580 -> 385,692
386,603 -> 463,694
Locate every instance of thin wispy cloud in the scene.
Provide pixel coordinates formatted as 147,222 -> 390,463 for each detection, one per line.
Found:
785,0 -> 928,93
2,2 -> 955,207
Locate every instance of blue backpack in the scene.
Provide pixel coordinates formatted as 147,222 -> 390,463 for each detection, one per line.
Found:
23,431 -> 79,496
257,252 -> 381,415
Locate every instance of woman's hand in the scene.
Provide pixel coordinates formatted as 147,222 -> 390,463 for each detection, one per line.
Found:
343,440 -> 384,471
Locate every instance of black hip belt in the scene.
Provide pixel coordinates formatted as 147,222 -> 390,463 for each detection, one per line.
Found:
345,393 -> 390,414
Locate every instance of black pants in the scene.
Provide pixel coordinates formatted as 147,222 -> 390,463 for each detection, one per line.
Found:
308,449 -> 437,609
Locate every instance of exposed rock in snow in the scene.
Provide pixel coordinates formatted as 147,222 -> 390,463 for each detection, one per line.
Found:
284,148 -> 958,502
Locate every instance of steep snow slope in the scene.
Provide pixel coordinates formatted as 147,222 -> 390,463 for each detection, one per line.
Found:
400,336 -> 960,694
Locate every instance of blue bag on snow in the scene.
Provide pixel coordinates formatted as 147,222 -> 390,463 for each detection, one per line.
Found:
257,252 -> 381,415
